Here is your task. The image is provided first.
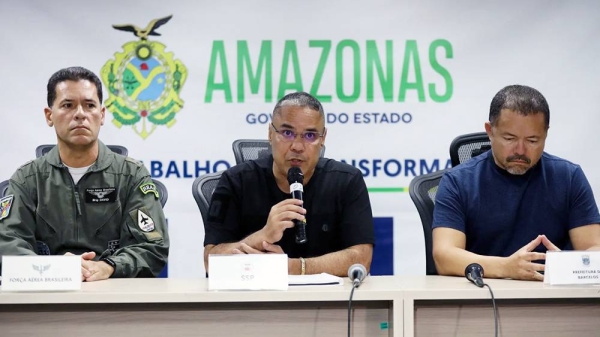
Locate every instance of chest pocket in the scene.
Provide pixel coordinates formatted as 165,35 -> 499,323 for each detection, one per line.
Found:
83,201 -> 122,243
36,204 -> 62,245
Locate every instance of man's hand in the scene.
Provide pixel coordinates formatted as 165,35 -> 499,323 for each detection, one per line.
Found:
65,251 -> 114,282
260,199 -> 305,244
65,251 -> 96,281
82,260 -> 115,282
504,235 -> 559,281
233,241 -> 284,254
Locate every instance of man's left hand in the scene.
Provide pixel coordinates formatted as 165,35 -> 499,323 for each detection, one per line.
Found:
81,259 -> 115,282
233,241 -> 284,254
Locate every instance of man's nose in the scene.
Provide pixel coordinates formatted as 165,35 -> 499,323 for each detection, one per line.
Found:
290,136 -> 305,152
73,105 -> 85,119
513,140 -> 526,155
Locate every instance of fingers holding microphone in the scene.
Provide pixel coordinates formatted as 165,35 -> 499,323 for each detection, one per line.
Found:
263,199 -> 306,243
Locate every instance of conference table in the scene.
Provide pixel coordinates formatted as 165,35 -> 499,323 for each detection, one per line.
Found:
1,276 -> 599,337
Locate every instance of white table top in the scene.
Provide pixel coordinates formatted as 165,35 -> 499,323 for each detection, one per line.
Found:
1,275 -> 599,305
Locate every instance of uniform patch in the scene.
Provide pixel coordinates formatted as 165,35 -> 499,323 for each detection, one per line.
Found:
0,195 -> 14,220
138,210 -> 155,232
108,239 -> 120,253
140,182 -> 159,199
36,241 -> 51,255
85,187 -> 116,203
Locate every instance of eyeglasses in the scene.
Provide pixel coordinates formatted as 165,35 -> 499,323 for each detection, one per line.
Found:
270,123 -> 325,144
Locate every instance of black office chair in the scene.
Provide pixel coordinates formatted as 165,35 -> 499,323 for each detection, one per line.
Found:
191,171 -> 223,224
153,179 -> 168,208
232,139 -> 326,164
35,144 -> 129,158
0,180 -> 9,198
449,132 -> 491,167
408,169 -> 449,275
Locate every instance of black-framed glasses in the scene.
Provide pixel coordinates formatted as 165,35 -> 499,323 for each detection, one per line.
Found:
270,123 -> 325,144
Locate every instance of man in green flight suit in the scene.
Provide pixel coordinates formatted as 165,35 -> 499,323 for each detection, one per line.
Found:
0,66 -> 169,281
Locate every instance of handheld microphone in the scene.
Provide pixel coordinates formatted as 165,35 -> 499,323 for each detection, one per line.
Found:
465,263 -> 485,288
348,264 -> 367,288
287,167 -> 307,244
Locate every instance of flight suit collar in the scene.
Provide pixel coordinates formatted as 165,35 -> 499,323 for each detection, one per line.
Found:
45,140 -> 114,172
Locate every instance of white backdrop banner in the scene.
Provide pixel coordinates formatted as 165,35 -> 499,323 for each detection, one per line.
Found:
1,0 -> 599,278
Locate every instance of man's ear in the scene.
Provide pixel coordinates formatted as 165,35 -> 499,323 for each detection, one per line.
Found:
44,107 -> 53,127
484,122 -> 492,139
100,106 -> 106,126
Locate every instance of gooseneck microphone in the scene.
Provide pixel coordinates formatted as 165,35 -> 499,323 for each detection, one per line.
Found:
347,264 -> 367,337
465,263 -> 485,288
464,263 -> 498,337
348,264 -> 367,288
287,167 -> 307,244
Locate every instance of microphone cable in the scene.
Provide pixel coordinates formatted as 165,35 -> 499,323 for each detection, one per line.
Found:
482,282 -> 498,337
347,282 -> 358,337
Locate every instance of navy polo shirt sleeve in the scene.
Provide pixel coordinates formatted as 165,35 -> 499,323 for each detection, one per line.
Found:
203,170 -> 242,246
340,171 -> 375,247
432,172 -> 467,232
568,166 -> 600,229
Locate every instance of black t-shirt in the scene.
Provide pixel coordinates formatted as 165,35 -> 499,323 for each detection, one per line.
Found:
203,156 -> 375,258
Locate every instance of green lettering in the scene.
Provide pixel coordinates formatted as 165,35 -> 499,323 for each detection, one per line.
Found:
237,40 -> 272,103
205,41 -> 232,103
398,40 -> 425,102
428,39 -> 453,102
366,40 -> 393,102
336,39 -> 361,103
277,40 -> 303,98
308,40 -> 332,103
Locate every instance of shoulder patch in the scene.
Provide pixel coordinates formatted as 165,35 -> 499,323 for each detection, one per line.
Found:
140,182 -> 159,199
125,157 -> 143,167
0,195 -> 14,220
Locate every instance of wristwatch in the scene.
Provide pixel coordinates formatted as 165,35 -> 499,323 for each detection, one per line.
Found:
100,257 -> 116,276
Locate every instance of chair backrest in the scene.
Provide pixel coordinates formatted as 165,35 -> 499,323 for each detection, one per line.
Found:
35,144 -> 129,158
191,171 -> 223,224
449,132 -> 491,167
152,179 -> 168,208
232,139 -> 326,164
408,169 -> 449,275
0,179 -> 9,198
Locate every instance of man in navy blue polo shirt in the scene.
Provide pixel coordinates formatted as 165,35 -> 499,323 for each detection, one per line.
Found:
433,85 -> 600,281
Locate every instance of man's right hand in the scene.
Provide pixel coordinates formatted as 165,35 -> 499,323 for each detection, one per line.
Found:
65,251 -> 96,281
504,235 -> 555,281
260,199 -> 305,244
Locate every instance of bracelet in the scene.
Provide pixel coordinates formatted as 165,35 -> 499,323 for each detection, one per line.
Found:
299,257 -> 306,275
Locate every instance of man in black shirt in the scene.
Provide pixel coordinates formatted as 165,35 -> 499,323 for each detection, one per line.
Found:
203,92 -> 374,276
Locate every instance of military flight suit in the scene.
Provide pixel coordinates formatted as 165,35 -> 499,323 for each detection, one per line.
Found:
0,141 -> 169,277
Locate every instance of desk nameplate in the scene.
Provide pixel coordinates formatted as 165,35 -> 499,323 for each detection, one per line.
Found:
1,255 -> 81,292
208,254 -> 288,291
544,251 -> 600,285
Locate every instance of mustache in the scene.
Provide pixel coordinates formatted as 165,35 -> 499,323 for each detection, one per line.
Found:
507,155 -> 531,164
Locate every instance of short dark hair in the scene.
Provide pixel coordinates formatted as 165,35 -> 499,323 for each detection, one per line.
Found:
273,92 -> 325,120
47,66 -> 103,107
489,85 -> 549,128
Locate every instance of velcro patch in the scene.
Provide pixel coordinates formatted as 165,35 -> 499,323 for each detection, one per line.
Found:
0,195 -> 14,220
85,187 -> 116,203
140,182 -> 159,199
137,210 -> 155,232
207,192 -> 230,224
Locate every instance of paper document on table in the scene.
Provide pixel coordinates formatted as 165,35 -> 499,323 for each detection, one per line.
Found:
288,273 -> 344,286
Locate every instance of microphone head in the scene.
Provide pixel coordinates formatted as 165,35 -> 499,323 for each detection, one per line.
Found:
465,263 -> 484,277
347,263 -> 367,282
464,263 -> 485,287
287,166 -> 304,184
